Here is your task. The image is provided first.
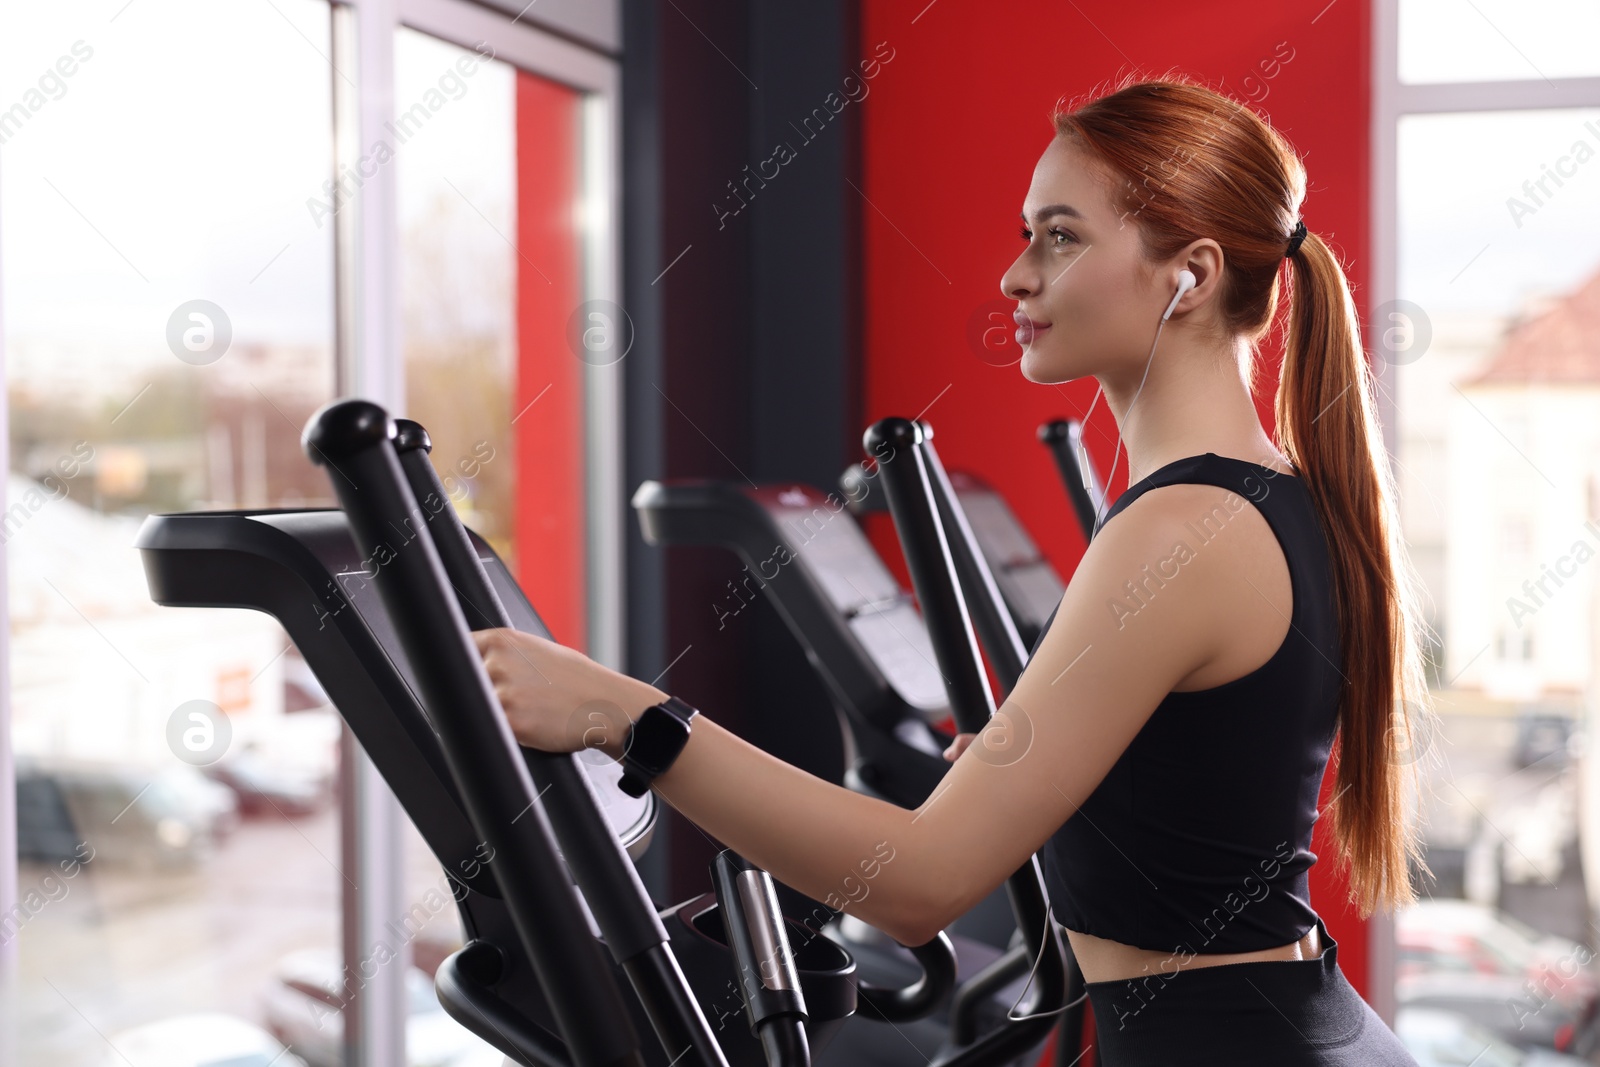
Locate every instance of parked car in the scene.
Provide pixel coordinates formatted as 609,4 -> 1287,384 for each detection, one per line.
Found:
1397,900 -> 1599,1015
1397,972 -> 1593,1056
151,765 -> 241,843
261,948 -> 505,1067
15,758 -> 213,870
1514,709 -> 1576,768
104,1012 -> 307,1067
1396,1006 -> 1588,1066
202,749 -> 327,817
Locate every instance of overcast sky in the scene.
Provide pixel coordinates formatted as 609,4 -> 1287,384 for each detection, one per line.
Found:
1390,0 -> 1600,313
1,0 -> 1597,395
0,0 -> 515,395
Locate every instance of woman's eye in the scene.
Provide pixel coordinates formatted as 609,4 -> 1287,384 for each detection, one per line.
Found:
1018,226 -> 1076,247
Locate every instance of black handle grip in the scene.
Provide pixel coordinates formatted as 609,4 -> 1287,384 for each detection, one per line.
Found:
859,416 -> 1071,1067
389,417 -> 731,1067
302,399 -> 645,1067
392,419 -> 514,631
914,424 -> 1030,692
1038,419 -> 1102,541
860,418 -> 994,735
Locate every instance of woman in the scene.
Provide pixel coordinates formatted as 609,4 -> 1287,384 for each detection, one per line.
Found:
474,75 -> 1434,1065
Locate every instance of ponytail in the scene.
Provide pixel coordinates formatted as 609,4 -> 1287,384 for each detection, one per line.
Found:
1277,232 -> 1435,916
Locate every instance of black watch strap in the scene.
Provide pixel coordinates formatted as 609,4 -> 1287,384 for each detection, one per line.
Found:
617,696 -> 699,798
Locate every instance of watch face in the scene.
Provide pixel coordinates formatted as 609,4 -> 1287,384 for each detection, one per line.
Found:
623,701 -> 694,788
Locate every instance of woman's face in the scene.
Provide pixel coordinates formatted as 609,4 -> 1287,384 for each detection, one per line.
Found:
1000,136 -> 1169,385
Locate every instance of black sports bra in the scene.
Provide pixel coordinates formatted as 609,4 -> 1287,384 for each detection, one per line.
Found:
1032,452 -> 1343,954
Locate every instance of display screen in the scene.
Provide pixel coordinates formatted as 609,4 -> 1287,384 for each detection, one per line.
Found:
333,553 -> 653,848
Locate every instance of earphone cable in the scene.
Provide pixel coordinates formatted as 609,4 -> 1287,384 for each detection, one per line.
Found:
1089,316 -> 1169,533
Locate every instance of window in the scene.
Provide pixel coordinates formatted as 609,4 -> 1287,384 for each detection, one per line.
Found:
5,2 -> 620,1063
1381,0 -> 1600,1027
1500,517 -> 1532,560
2,2 -> 339,1061
397,28 -> 520,567
1495,625 -> 1535,663
1399,0 -> 1600,83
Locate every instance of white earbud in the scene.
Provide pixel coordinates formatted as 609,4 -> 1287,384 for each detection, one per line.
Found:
1161,269 -> 1197,322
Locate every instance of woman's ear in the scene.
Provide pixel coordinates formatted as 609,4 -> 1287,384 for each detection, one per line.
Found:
1176,239 -> 1226,312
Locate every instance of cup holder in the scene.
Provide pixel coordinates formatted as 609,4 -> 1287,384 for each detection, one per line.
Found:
662,891 -> 857,1030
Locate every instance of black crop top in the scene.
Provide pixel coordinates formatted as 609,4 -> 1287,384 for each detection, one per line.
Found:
1032,452 -> 1343,955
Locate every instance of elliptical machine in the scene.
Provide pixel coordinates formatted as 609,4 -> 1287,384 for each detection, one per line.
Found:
638,419 -> 1106,1067
134,399 -> 1065,1067
633,418 -> 1098,1067
839,418 -> 1107,650
853,420 -> 1099,1067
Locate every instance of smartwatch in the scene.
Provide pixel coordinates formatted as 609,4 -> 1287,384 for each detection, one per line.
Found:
617,696 -> 699,798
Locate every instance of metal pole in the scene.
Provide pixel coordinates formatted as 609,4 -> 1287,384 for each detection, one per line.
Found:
0,114 -> 17,1067
332,2 -> 409,1061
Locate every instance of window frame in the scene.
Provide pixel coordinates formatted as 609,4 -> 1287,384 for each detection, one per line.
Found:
330,2 -> 622,1062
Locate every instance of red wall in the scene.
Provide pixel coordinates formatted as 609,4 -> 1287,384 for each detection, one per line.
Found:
514,71 -> 586,650
857,0 -> 1375,1006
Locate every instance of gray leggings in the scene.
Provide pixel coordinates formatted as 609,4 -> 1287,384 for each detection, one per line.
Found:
1081,918 -> 1419,1066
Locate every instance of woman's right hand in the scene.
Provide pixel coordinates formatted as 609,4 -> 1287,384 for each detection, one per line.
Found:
942,733 -> 977,762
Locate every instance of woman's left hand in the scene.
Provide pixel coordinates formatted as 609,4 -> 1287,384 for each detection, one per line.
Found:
472,628 -> 668,757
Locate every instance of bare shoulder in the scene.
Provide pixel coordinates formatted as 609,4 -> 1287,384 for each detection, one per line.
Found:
1017,483 -> 1292,700
1084,481 -> 1292,691
1014,483 -> 1231,710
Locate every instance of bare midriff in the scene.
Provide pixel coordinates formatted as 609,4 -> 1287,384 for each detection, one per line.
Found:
1063,922 -> 1324,985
